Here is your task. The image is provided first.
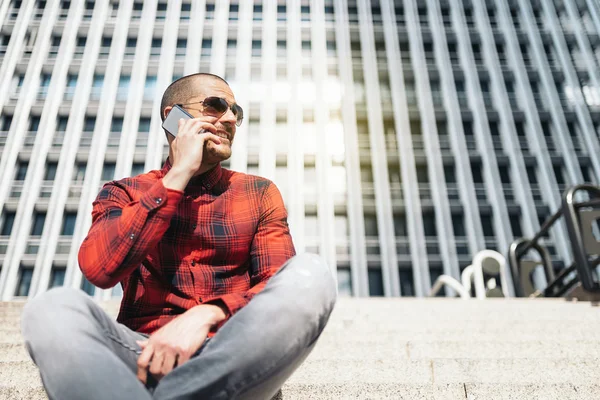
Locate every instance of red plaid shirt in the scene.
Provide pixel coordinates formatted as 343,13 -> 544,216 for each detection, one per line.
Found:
78,158 -> 295,336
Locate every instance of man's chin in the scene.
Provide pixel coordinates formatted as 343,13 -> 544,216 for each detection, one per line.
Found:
204,145 -> 232,163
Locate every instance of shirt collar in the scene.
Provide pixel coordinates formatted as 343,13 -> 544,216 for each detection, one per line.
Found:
161,157 -> 223,193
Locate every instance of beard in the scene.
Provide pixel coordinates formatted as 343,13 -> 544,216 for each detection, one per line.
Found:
203,140 -> 232,163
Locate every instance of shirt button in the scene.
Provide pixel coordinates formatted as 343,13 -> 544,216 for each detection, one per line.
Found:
192,223 -> 197,229
206,183 -> 211,189
155,198 -> 162,204
191,260 -> 196,266
129,233 -> 135,239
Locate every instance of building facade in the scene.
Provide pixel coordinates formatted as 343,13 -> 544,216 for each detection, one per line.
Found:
0,0 -> 599,301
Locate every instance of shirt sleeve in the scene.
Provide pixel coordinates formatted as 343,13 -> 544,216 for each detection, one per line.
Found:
78,179 -> 183,289
203,181 -> 296,326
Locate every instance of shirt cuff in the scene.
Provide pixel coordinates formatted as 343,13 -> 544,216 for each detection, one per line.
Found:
203,293 -> 247,330
139,180 -> 183,216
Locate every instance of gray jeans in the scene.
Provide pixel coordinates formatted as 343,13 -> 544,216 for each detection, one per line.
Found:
21,253 -> 337,400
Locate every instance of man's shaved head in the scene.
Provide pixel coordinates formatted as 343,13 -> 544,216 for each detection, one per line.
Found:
160,73 -> 230,121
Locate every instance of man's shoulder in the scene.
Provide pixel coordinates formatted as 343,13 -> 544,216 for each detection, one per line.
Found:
100,170 -> 160,196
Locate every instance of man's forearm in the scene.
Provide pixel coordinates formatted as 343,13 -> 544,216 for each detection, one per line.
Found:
187,302 -> 228,327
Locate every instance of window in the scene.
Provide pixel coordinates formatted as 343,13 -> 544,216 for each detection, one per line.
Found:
510,214 -> 522,237
156,2 -> 167,20
399,269 -> 414,296
229,3 -> 239,20
481,213 -> 495,237
499,165 -> 511,185
73,162 -> 86,181
176,38 -> 187,58
151,38 -> 162,57
45,162 -> 57,180
16,161 -> 28,180
181,2 -> 191,19
444,164 -> 456,184
31,212 -> 46,236
394,214 -> 407,236
49,266 -> 66,288
201,38 -> 212,57
337,267 -> 352,296
74,36 -> 86,57
368,269 -> 384,296
1,211 -> 15,236
452,213 -> 466,236
553,165 -> 565,185
422,211 -> 437,236
61,212 -> 77,235
29,116 -> 40,132
116,75 -> 130,102
1,114 -> 13,131
15,267 -> 33,297
326,40 -> 336,56
471,161 -> 483,183
277,4 -> 286,21
38,74 -> 51,99
276,40 -> 286,56
132,1 -> 143,19
125,37 -> 136,57
64,74 -> 77,100
138,117 -> 151,132
110,117 -> 123,132
301,5 -> 310,21
100,36 -> 112,57
251,40 -> 261,57
9,73 -> 22,96
206,3 -> 215,13
364,216 -> 379,236
253,4 -> 262,21
91,74 -> 104,101
83,116 -> 96,131
102,162 -> 116,181
59,1 -> 70,18
132,163 -> 145,175
56,116 -> 68,132
80,276 -> 95,296
144,76 -> 157,101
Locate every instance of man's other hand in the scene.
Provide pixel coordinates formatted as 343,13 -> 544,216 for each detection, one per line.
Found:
136,303 -> 227,384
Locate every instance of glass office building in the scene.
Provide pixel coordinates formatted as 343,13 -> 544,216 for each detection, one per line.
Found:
0,0 -> 599,300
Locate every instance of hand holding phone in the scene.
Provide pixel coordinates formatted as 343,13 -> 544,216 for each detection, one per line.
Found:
161,106 -> 224,180
162,105 -> 193,137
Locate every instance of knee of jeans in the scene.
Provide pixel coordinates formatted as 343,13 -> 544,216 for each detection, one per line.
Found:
286,253 -> 337,315
21,287 -> 90,340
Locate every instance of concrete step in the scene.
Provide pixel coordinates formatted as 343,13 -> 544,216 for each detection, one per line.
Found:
4,338 -> 600,363
2,325 -> 599,345
3,383 -> 600,400
3,298 -> 600,321
288,358 -> 600,385
282,383 -> 600,400
4,357 -> 600,387
3,297 -> 600,399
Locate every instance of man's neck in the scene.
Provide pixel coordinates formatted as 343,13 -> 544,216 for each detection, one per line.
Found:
193,162 -> 219,177
167,155 -> 218,177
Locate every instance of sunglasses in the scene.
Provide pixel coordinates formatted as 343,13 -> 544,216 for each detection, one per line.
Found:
177,97 -> 244,127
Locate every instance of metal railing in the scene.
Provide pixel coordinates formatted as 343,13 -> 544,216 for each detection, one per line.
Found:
429,250 -> 510,299
509,184 -> 600,299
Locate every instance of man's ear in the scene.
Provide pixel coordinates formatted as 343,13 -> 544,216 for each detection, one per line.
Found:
163,105 -> 173,120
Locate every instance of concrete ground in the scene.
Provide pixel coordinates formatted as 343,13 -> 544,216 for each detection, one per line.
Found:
1,297 -> 599,399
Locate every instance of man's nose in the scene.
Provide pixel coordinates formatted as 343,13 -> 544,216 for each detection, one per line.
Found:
219,106 -> 237,126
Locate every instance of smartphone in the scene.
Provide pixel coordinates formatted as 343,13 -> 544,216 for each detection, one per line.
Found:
162,105 -> 193,137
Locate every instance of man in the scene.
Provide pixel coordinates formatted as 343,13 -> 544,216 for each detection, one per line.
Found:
21,73 -> 337,400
